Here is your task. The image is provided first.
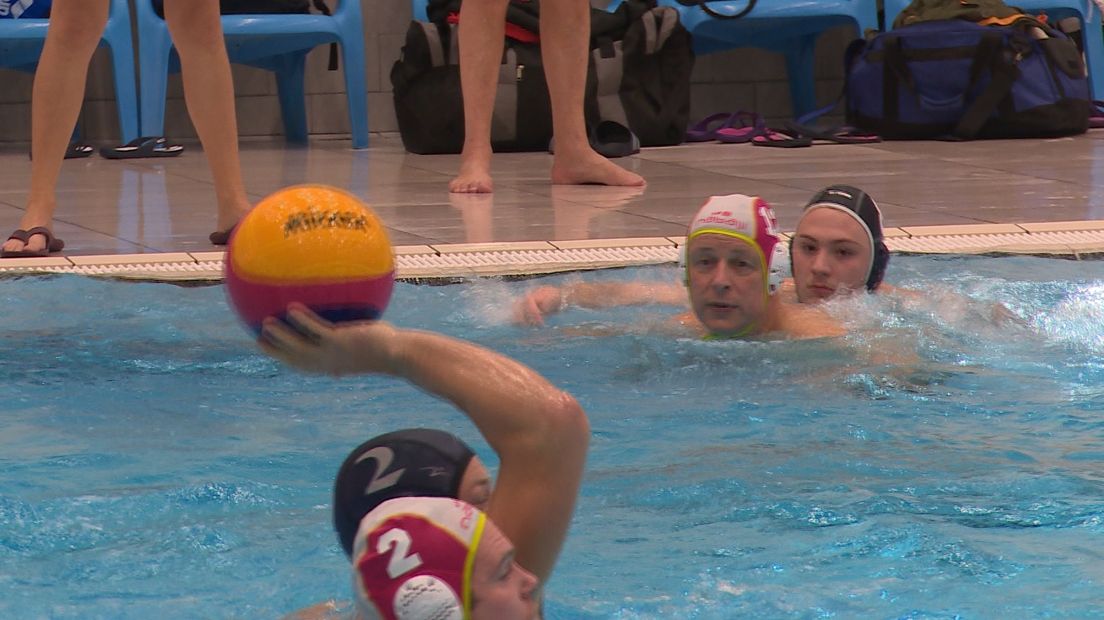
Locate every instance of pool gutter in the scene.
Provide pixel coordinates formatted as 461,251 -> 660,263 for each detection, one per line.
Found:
1,221 -> 1103,281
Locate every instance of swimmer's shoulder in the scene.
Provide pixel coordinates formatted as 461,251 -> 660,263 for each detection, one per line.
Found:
778,278 -> 799,303
669,311 -> 706,337
778,300 -> 847,339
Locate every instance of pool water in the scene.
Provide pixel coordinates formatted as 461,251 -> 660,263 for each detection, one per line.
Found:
1,255 -> 1103,619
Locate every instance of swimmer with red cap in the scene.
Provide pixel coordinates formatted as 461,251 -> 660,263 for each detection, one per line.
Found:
263,308 -> 588,619
514,194 -> 843,339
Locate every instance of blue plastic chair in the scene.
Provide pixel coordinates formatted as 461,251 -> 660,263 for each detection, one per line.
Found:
884,0 -> 1104,99
655,0 -> 879,116
134,0 -> 369,149
0,0 -> 139,143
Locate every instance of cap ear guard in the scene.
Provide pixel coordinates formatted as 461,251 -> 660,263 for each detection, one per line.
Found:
766,242 -> 789,295
867,241 -> 890,290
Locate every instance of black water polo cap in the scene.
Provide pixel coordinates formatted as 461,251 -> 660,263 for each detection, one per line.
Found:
332,428 -> 476,558
803,185 -> 889,290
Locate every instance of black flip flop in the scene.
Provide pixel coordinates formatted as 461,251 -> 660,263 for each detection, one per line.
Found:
209,226 -> 236,246
590,121 -> 640,158
548,121 -> 641,159
100,136 -> 184,160
66,143 -> 95,159
750,128 -> 813,148
28,142 -> 96,161
785,121 -> 881,144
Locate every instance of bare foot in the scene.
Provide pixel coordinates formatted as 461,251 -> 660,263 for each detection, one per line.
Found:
551,150 -> 645,187
449,152 -> 494,193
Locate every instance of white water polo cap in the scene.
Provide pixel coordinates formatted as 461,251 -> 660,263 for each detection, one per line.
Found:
353,497 -> 486,620
686,194 -> 787,295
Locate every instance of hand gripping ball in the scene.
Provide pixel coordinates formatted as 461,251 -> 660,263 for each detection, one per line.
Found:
224,184 -> 395,333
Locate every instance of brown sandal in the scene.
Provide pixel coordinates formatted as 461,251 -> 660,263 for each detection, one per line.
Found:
1,226 -> 65,258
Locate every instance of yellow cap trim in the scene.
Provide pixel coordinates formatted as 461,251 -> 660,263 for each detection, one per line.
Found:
461,512 -> 487,619
686,228 -> 769,284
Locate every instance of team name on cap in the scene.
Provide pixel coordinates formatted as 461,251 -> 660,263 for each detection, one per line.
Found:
697,211 -> 750,231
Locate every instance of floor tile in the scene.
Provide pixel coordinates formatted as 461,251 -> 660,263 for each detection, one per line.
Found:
1,132 -> 1104,260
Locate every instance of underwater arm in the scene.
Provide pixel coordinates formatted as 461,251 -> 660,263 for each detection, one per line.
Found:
514,281 -> 686,325
887,284 -> 1026,326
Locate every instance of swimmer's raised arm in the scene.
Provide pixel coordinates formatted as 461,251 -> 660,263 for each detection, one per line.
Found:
259,303 -> 589,582
514,281 -> 686,326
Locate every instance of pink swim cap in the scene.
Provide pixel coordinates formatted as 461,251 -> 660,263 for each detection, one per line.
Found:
353,497 -> 486,620
686,194 -> 787,295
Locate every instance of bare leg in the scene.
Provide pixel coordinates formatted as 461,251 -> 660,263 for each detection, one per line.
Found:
450,0 -> 509,194
163,0 -> 251,236
2,0 -> 108,255
542,0 -> 644,187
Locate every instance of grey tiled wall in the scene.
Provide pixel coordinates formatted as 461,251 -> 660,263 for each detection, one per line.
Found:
0,0 -> 853,143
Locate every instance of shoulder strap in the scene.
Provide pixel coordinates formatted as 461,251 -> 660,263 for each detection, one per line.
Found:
952,31 -> 1019,139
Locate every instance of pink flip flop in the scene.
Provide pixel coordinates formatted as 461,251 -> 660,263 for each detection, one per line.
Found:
715,111 -> 767,144
685,112 -> 737,142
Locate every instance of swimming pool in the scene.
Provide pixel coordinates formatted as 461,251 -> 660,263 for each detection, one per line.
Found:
2,254 -> 1102,619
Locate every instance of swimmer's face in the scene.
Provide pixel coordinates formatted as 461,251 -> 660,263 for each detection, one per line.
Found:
458,456 -> 492,511
686,233 -> 768,336
471,518 -> 540,620
792,207 -> 873,302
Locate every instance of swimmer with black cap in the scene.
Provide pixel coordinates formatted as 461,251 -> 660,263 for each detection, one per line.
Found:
785,185 -> 1024,328
263,307 -> 588,619
786,184 -> 895,303
288,429 -> 495,618
514,194 -> 843,339
332,429 -> 491,559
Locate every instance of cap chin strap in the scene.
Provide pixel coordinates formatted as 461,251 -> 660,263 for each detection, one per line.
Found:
701,322 -> 758,340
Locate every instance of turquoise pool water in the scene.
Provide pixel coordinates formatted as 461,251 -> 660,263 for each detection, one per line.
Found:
1,255 -> 1103,619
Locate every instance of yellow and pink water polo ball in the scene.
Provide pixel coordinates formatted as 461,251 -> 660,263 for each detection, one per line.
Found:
224,184 -> 395,333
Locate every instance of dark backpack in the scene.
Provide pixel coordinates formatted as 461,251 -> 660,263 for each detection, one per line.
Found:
390,19 -> 553,154
587,3 -> 694,147
392,0 -> 693,154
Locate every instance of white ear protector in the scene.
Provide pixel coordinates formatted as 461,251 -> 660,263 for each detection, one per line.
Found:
766,241 -> 789,296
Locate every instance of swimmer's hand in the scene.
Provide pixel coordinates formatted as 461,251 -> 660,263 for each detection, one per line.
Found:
259,303 -> 402,376
279,599 -> 352,620
513,286 -> 564,326
990,302 -> 1028,327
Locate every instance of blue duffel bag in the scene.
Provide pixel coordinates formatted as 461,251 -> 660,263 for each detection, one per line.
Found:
846,17 -> 1090,140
